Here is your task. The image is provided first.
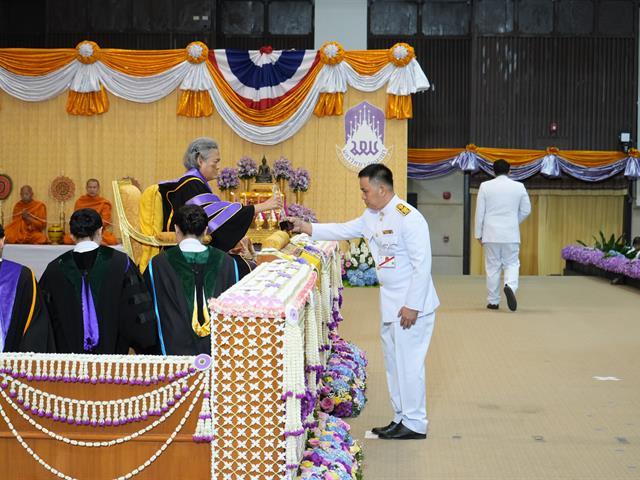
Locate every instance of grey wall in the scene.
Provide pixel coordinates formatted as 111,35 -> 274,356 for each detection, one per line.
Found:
314,0 -> 367,50
409,172 -> 464,275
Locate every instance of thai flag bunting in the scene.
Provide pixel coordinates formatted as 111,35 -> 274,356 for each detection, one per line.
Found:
210,48 -> 319,110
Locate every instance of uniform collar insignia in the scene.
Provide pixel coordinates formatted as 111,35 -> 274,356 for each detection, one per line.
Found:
396,203 -> 410,216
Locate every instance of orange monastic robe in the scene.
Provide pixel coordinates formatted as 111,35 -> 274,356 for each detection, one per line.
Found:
5,200 -> 48,244
63,195 -> 117,245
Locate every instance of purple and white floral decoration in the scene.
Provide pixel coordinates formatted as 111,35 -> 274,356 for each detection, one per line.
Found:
217,167 -> 239,190
289,168 -> 311,192
237,156 -> 258,179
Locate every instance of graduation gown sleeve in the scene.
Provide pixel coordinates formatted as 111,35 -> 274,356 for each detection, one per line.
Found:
3,266 -> 54,353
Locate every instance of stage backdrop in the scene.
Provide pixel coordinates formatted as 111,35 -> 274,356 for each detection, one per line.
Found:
0,87 -> 406,237
470,189 -> 625,276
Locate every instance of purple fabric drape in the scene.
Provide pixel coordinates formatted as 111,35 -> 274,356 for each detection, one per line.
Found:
81,274 -> 99,352
408,152 -> 639,182
0,260 -> 22,352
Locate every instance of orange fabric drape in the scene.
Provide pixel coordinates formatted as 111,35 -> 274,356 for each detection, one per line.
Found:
314,92 -> 344,117
344,51 -> 390,76
177,90 -> 214,117
408,148 -> 465,163
0,49 -> 76,75
66,86 -> 110,115
386,94 -> 413,119
206,59 -> 324,126
99,49 -> 187,76
408,147 -> 628,168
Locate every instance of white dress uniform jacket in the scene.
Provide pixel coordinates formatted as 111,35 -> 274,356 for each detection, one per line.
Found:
474,175 -> 531,244
311,195 -> 439,321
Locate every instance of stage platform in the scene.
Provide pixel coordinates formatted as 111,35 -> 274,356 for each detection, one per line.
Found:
3,244 -> 124,279
340,275 -> 640,480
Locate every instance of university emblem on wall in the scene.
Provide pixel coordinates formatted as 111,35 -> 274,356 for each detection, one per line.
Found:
336,102 -> 392,171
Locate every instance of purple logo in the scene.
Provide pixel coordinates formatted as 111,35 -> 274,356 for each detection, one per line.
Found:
337,102 -> 392,171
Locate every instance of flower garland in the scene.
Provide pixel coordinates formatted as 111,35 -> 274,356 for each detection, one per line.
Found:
297,412 -> 363,480
342,239 -> 378,287
0,353 -> 213,480
318,334 -> 367,418
237,156 -> 258,179
217,167 -> 239,190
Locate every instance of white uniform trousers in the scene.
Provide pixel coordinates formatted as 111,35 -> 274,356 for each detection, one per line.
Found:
483,242 -> 520,305
380,312 -> 435,434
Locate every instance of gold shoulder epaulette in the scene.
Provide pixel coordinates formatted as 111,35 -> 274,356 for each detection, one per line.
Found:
396,203 -> 410,216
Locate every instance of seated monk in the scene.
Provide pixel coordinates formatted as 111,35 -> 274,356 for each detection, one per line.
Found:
64,179 -> 117,245
4,185 -> 48,244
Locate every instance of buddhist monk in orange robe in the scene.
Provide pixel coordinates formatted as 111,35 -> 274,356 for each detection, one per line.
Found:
4,185 -> 48,244
64,179 -> 117,245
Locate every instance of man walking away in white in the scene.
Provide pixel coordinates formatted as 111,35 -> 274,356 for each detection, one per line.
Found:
289,163 -> 439,440
474,159 -> 531,311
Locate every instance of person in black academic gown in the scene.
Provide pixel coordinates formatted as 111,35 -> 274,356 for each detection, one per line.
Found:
158,137 -> 281,252
39,209 -> 157,354
145,204 -> 249,356
0,224 -> 53,352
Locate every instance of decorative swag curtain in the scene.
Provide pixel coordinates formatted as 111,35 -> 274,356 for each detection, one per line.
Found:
0,41 -> 430,146
409,146 -> 640,182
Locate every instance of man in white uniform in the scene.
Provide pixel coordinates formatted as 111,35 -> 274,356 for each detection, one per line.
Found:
289,164 -> 439,440
474,159 -> 531,311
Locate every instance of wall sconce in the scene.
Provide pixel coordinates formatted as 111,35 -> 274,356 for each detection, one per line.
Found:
549,122 -> 558,135
619,131 -> 632,152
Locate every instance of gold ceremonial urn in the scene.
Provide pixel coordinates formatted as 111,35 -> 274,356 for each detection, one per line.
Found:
47,224 -> 64,244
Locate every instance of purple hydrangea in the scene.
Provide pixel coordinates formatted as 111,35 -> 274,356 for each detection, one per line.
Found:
273,156 -> 293,180
290,167 -> 311,192
237,156 -> 258,179
216,167 -> 239,190
287,203 -> 317,223
562,244 -> 640,279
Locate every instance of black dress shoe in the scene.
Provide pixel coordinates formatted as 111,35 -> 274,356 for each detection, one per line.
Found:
486,303 -> 499,310
504,284 -> 517,311
378,422 -> 426,440
371,421 -> 398,436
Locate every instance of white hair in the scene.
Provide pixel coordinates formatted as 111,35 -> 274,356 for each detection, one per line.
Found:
183,137 -> 219,169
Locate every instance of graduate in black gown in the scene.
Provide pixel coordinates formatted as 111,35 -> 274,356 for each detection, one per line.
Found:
0,224 -> 53,352
158,137 -> 281,252
145,205 -> 247,355
40,209 -> 157,354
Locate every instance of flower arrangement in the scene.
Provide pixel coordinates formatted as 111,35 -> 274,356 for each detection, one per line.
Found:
217,167 -> 239,190
318,334 -> 367,418
237,156 -> 258,179
290,168 -> 311,192
287,203 -> 317,223
49,176 -> 75,202
342,239 -> 378,287
562,244 -> 640,280
273,156 -> 293,180
297,412 -> 363,480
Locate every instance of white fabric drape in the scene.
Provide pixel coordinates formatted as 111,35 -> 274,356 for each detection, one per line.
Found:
0,49 -> 431,144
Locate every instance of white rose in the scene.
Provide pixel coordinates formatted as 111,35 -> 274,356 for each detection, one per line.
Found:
359,254 -> 366,264
367,257 -> 373,266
